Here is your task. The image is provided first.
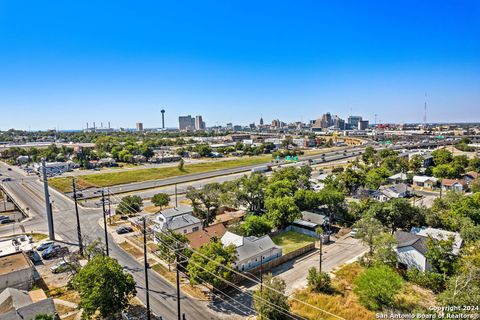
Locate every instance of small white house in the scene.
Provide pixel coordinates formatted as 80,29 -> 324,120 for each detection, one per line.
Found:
152,206 -> 202,236
221,231 -> 282,272
395,227 -> 463,271
413,176 -> 438,189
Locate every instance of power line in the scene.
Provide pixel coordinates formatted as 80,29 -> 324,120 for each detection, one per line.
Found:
110,193 -> 345,320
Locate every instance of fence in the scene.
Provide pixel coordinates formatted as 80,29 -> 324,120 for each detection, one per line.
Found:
231,241 -> 316,284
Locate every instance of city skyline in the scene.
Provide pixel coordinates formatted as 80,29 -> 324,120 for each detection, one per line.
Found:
1,1 -> 479,130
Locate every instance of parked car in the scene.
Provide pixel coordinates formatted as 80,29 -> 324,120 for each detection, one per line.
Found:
7,168 -> 12,171
116,226 -> 133,234
1,178 -> 12,182
42,244 -> 68,259
36,241 -> 54,251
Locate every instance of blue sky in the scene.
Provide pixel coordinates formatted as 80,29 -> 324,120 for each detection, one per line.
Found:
0,0 -> 479,130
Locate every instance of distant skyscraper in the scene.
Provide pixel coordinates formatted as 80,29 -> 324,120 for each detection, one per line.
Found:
319,113 -> 332,128
271,119 -> 280,128
179,115 -> 195,131
347,116 -> 362,129
358,120 -> 369,130
195,115 -> 206,130
161,109 -> 165,129
260,117 -> 264,125
136,122 -> 143,131
332,115 -> 345,130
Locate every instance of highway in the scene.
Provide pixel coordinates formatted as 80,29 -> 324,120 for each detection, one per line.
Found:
68,146 -> 367,200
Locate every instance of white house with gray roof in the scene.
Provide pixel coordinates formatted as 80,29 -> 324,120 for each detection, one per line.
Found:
395,227 -> 462,271
221,231 -> 282,272
152,206 -> 202,235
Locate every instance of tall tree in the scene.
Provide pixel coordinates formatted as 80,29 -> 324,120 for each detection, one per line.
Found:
151,193 -> 170,209
265,196 -> 300,229
253,274 -> 290,320
235,173 -> 267,212
116,195 -> 143,215
187,239 -> 237,288
71,255 -> 136,318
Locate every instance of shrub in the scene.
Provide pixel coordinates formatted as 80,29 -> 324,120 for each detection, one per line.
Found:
354,265 -> 404,310
406,268 -> 445,293
307,267 -> 333,293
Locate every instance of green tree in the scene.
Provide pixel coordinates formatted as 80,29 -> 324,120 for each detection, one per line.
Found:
235,173 -> 267,212
470,178 -> 480,193
186,183 -> 224,226
425,236 -> 456,277
253,274 -> 290,320
187,239 -> 236,288
439,241 -> 480,308
306,267 -> 332,293
354,265 -> 404,310
71,255 -> 136,318
468,157 -> 480,172
432,148 -> 453,166
152,193 -> 170,209
293,189 -> 320,211
362,146 -> 376,165
265,196 -> 300,229
369,198 -> 420,233
178,157 -> 185,171
372,233 -> 398,267
409,154 -> 424,173
116,195 -> 143,215
35,315 -> 54,320
317,187 -> 345,229
241,214 -> 272,237
365,166 -> 391,189
156,231 -> 190,270
353,216 -> 385,257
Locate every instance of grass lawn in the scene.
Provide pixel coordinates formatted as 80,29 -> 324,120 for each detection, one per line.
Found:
271,230 -> 316,254
50,155 -> 271,193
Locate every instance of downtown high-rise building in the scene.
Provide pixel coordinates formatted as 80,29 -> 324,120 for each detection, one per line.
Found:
178,115 -> 195,131
195,115 -> 206,130
347,116 -> 363,129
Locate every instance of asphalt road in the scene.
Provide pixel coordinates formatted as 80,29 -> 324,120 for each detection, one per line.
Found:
0,162 -> 221,320
67,147 -> 367,200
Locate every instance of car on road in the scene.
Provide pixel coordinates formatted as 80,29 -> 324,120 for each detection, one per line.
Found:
42,244 -> 68,259
36,241 -> 54,251
7,168 -> 12,171
1,178 -> 12,182
116,226 -> 133,234
0,218 -> 13,224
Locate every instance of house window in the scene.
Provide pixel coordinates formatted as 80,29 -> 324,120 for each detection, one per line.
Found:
183,229 -> 187,234
192,226 -> 199,232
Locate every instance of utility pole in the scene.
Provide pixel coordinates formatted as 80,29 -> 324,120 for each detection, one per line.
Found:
319,235 -> 323,273
260,254 -> 263,292
42,159 -> 55,241
143,218 -> 151,320
101,189 -> 109,256
107,188 -> 111,225
175,184 -> 178,208
72,179 -> 84,255
175,242 -> 182,320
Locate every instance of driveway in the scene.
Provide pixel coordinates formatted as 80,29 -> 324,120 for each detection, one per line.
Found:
272,235 -> 366,294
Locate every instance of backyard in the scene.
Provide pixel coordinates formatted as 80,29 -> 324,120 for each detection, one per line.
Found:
271,230 -> 317,254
